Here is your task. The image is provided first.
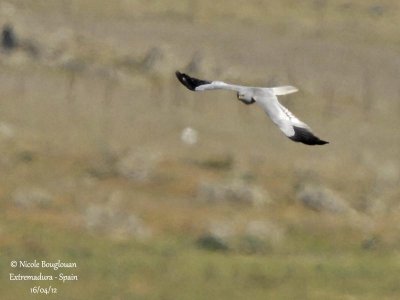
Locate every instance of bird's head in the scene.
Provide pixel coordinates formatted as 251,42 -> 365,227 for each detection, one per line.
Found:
237,91 -> 250,101
237,91 -> 255,105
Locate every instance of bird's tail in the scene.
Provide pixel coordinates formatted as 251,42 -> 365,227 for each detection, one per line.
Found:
271,86 -> 298,96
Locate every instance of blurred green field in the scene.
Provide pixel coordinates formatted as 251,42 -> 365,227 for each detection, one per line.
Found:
1,1 -> 400,299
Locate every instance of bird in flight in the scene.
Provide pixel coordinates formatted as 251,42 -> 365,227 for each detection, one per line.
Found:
176,71 -> 328,146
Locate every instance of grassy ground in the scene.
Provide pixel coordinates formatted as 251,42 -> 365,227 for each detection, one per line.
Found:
1,1 -> 400,299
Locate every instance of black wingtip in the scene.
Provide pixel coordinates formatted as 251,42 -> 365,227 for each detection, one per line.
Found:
289,126 -> 329,146
318,140 -> 329,145
175,70 -> 211,91
175,71 -> 193,90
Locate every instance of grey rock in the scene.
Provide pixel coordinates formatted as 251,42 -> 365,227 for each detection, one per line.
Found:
12,187 -> 53,209
197,219 -> 284,254
296,184 -> 350,214
116,151 -> 161,182
84,190 -> 150,240
197,180 -> 270,206
196,220 -> 235,252
245,220 -> 284,245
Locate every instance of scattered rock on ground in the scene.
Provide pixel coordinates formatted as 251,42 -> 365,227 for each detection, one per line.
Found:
196,220 -> 236,252
84,190 -> 151,240
296,184 -> 351,214
245,220 -> 284,245
116,150 -> 161,182
11,186 -> 53,209
197,180 -> 271,206
0,121 -> 15,139
197,219 -> 284,254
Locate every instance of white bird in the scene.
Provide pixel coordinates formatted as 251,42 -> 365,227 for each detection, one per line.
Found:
176,71 -> 328,146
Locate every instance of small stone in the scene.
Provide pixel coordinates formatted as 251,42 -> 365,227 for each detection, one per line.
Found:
12,187 -> 53,209
296,184 -> 350,214
116,151 -> 161,182
197,180 -> 271,206
84,191 -> 151,240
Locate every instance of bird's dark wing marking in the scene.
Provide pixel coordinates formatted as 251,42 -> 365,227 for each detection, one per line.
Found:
175,71 -> 211,91
289,126 -> 329,145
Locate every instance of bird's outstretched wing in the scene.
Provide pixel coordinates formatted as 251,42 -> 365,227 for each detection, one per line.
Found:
255,92 -> 328,145
175,71 -> 243,92
176,71 -> 212,91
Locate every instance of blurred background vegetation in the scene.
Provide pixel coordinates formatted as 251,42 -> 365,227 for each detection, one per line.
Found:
0,0 -> 400,299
